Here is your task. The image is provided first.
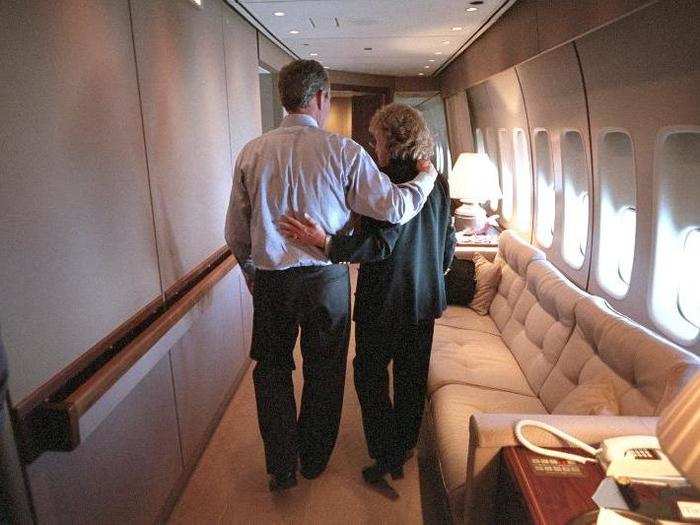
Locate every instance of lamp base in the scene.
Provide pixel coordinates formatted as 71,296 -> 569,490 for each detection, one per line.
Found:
454,202 -> 487,234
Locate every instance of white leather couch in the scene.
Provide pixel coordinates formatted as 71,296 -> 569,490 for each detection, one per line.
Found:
425,231 -> 700,523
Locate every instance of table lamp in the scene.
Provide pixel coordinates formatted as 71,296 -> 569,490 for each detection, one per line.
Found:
450,152 -> 502,233
658,369 -> 700,489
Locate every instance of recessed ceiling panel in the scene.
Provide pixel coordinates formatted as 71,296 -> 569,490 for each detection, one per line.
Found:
236,0 -> 509,76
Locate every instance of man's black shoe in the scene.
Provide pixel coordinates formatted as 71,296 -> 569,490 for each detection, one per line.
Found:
268,472 -> 297,492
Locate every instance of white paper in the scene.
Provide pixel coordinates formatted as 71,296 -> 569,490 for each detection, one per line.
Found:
678,500 -> 700,520
592,478 -> 630,511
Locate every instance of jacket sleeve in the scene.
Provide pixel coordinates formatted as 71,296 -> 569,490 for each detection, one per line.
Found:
328,217 -> 402,264
439,175 -> 457,273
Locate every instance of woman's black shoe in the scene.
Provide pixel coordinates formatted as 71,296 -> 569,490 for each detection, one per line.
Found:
268,471 -> 297,492
361,449 -> 414,483
361,461 -> 404,484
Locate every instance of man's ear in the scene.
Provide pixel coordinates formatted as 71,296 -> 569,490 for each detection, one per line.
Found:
314,90 -> 324,110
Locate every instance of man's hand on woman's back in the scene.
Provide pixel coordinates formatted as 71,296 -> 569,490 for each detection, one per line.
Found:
417,158 -> 436,177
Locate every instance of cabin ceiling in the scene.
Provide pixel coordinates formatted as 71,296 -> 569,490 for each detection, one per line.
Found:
232,0 -> 512,77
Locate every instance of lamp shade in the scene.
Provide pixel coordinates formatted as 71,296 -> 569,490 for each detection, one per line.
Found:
450,153 -> 502,203
658,368 -> 700,489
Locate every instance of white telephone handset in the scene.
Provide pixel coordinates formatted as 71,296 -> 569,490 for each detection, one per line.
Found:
514,420 -> 685,483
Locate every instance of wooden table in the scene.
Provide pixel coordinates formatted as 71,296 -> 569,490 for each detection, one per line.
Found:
497,447 -> 605,525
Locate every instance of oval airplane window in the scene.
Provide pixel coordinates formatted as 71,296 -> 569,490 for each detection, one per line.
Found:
561,131 -> 589,269
513,129 -> 532,232
497,129 -> 514,221
534,131 -> 555,248
596,131 -> 636,299
617,206 -> 637,286
577,191 -> 589,258
649,130 -> 700,344
678,228 -> 700,329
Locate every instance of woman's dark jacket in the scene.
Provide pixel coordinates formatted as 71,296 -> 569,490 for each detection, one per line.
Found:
329,157 -> 456,325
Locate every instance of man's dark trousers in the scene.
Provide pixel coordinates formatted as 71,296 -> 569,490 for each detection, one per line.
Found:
251,264 -> 351,477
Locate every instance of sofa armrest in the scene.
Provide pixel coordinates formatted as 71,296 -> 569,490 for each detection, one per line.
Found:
462,413 -> 659,525
469,413 -> 659,448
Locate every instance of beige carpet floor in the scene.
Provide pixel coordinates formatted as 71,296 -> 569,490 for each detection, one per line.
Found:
169,270 -> 442,524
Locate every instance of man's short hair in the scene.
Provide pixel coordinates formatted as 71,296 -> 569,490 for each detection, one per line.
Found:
278,60 -> 329,112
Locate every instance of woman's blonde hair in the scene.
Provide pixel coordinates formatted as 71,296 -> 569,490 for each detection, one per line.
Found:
369,103 -> 435,161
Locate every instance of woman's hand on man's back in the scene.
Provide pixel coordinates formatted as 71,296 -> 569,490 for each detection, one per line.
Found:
278,213 -> 328,249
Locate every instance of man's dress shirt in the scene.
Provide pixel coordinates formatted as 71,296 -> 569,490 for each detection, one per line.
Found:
225,114 -> 437,283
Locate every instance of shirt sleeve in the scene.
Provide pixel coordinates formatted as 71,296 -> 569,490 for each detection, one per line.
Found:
224,151 -> 255,287
344,146 -> 436,225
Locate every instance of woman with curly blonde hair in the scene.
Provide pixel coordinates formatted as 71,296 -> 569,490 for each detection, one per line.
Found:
279,103 -> 456,484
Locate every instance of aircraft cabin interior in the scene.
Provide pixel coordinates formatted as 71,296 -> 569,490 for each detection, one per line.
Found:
1,0 -> 699,524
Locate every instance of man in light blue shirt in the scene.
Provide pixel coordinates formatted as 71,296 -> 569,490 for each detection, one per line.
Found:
225,60 -> 436,491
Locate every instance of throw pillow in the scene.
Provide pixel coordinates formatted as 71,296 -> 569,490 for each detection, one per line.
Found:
445,259 -> 477,306
552,380 -> 620,416
469,253 -> 502,316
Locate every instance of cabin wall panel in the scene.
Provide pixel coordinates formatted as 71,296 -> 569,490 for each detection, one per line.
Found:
576,0 -> 700,352
439,0 -> 655,95
223,8 -> 263,161
515,44 -> 592,289
170,268 -> 248,466
130,0 -> 233,290
485,69 -> 531,238
0,0 -> 162,402
533,0 -> 653,53
258,33 -> 294,71
440,0 -> 538,95
444,92 -> 474,159
26,355 -> 182,524
419,95 -> 452,176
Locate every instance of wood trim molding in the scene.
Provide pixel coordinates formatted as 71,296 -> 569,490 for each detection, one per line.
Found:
13,247 -> 236,463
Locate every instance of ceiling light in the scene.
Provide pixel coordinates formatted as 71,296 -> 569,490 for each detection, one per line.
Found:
289,30 -> 299,34
451,26 -> 463,31
419,73 -> 425,76
324,66 -> 330,69
310,52 -> 318,57
424,65 -> 430,69
442,41 -> 450,45
428,59 -> 436,62
273,11 -> 285,16
466,7 -> 478,12
434,51 -> 443,55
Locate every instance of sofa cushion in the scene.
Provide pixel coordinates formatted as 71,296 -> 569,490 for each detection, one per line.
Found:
429,325 -> 535,397
552,379 -> 620,416
489,231 -> 545,332
500,260 -> 587,395
435,305 -> 500,336
539,296 -> 700,416
470,253 -> 502,315
430,384 -> 547,513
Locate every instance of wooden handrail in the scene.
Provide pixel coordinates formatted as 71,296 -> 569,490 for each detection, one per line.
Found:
13,247 -> 237,462
65,256 -> 236,417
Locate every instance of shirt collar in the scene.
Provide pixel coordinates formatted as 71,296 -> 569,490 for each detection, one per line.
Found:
281,113 -> 319,129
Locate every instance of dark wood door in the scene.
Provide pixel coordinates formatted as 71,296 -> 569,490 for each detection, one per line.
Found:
352,94 -> 384,162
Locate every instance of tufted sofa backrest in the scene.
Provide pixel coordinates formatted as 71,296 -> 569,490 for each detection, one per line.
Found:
489,231 -> 545,331
501,260 -> 589,395
538,296 -> 700,416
